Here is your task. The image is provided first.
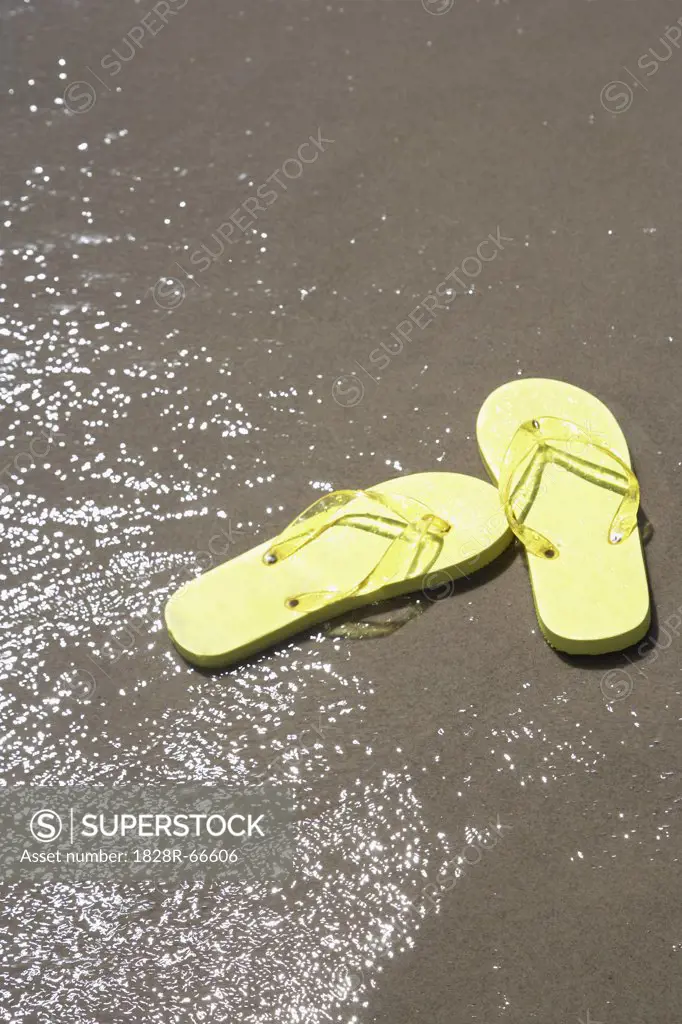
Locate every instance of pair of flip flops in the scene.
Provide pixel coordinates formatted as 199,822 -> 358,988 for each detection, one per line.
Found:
165,379 -> 651,667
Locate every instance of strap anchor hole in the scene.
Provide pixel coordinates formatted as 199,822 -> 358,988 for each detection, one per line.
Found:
263,552 -> 278,565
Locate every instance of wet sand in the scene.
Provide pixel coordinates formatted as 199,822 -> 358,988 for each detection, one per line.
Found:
2,0 -> 681,1021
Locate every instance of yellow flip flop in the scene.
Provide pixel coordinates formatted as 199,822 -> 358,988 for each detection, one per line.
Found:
476,378 -> 651,655
165,472 -> 512,668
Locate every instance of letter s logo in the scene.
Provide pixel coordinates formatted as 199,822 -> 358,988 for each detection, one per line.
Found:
30,809 -> 64,843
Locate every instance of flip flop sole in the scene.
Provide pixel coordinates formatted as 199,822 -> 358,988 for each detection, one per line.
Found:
165,472 -> 512,668
477,378 -> 651,655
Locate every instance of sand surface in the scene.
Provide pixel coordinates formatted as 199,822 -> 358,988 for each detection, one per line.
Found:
2,1 -> 681,1021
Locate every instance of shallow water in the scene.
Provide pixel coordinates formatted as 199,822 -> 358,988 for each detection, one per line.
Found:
2,0 -> 682,1021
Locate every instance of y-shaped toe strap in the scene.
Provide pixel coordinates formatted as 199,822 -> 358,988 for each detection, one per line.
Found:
499,416 -> 640,559
261,488 -> 452,611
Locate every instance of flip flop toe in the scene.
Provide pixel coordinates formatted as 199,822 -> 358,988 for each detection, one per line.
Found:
476,378 -> 651,655
165,472 -> 512,667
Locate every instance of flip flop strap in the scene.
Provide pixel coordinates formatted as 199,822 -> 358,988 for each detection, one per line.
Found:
499,416 -> 640,560
261,488 -> 451,611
